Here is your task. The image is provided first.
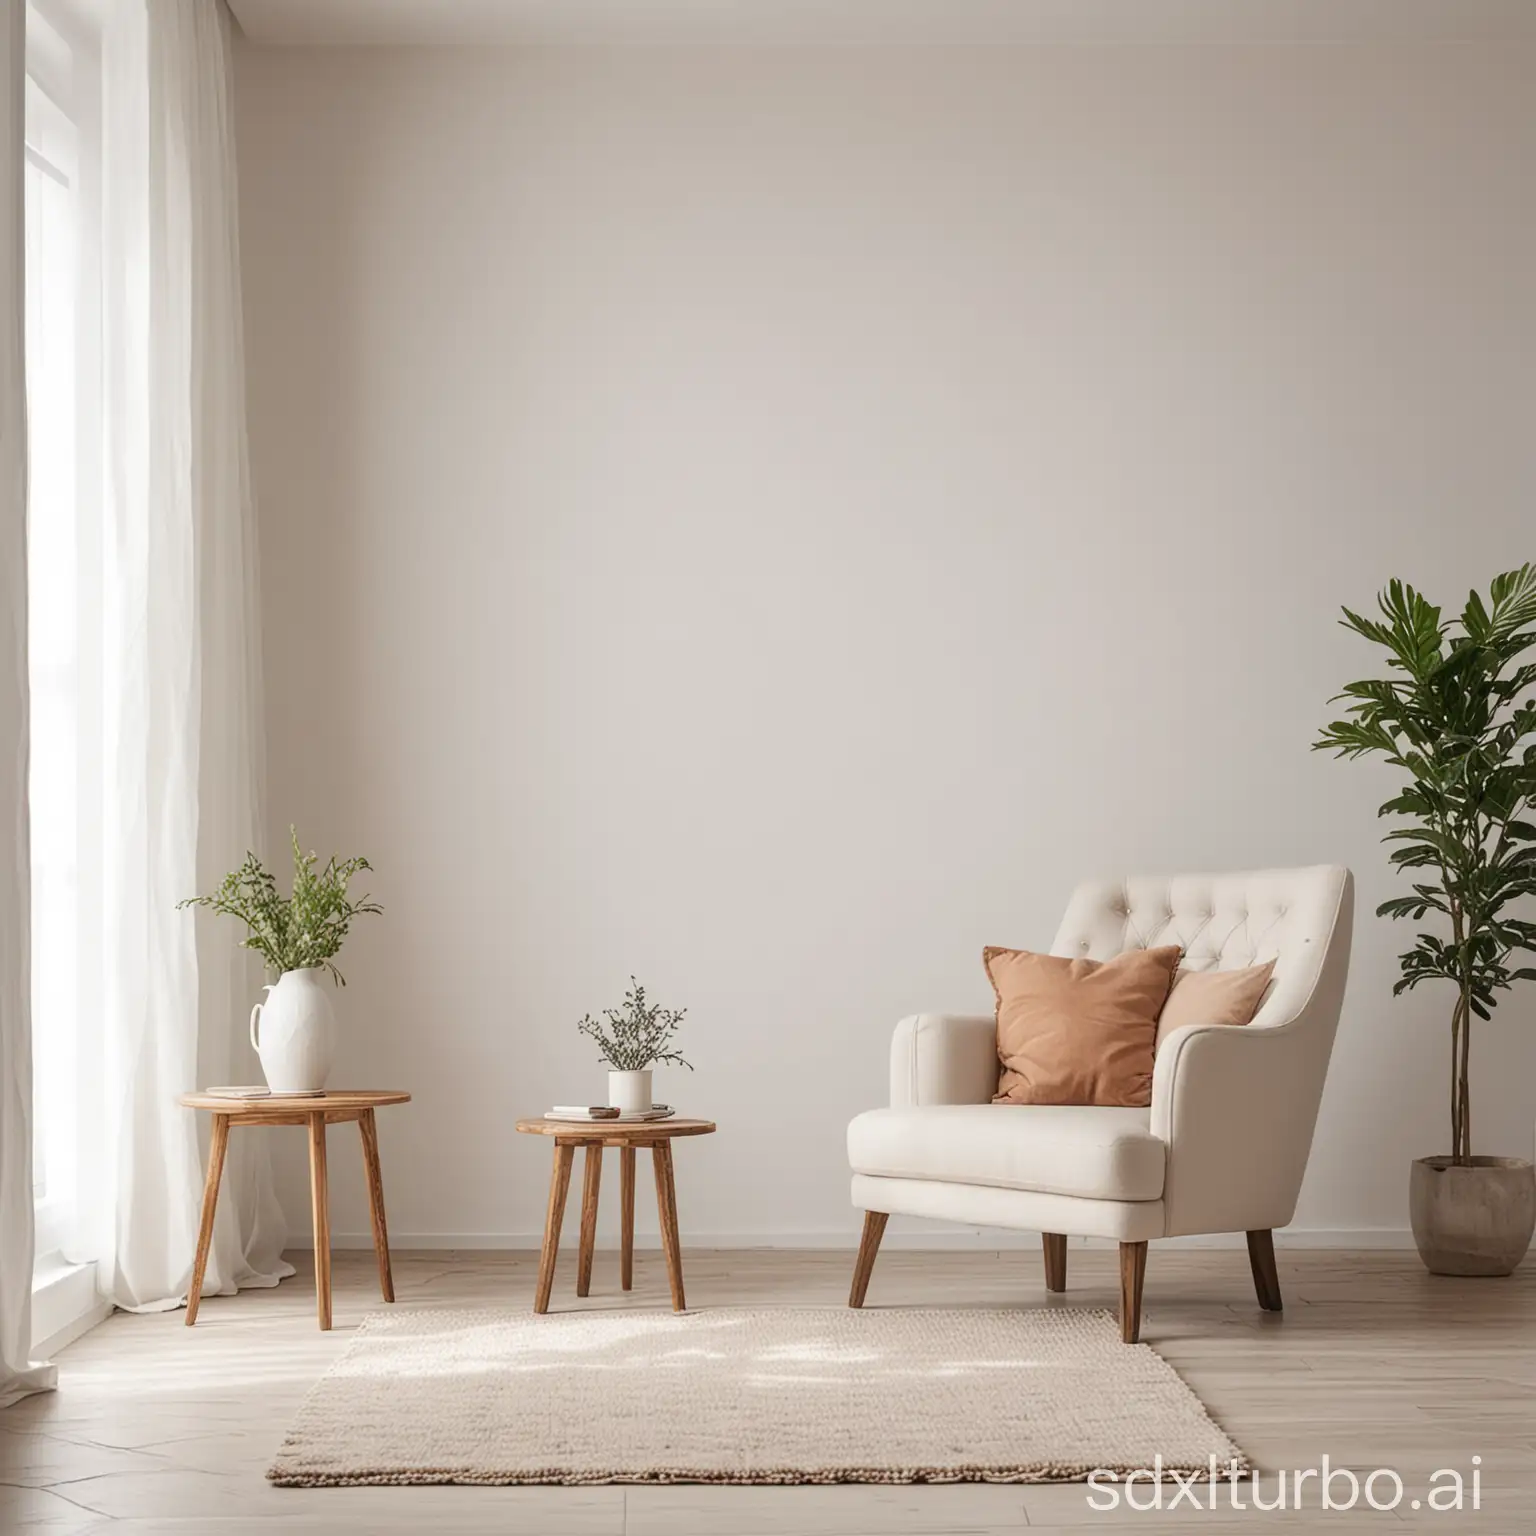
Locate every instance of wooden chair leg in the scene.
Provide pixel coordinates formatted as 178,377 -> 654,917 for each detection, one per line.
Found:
652,1141 -> 686,1311
1042,1232 -> 1067,1293
576,1143 -> 603,1297
535,1142 -> 576,1314
308,1112 -> 332,1331
620,1145 -> 636,1291
358,1108 -> 394,1302
1119,1240 -> 1147,1343
185,1113 -> 230,1325
848,1210 -> 889,1308
1247,1228 -> 1283,1312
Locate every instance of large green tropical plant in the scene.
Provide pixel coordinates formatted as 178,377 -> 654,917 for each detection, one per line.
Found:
1315,565 -> 1536,1167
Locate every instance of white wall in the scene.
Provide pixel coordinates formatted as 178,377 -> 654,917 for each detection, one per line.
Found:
234,39 -> 1536,1249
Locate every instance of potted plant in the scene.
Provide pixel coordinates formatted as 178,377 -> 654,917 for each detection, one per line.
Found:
578,978 -> 691,1113
180,828 -> 382,1094
1316,565 -> 1536,1275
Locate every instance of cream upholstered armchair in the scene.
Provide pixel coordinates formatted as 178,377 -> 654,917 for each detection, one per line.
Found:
846,866 -> 1353,1342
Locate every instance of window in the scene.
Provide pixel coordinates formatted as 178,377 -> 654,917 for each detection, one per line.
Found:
25,0 -> 90,1259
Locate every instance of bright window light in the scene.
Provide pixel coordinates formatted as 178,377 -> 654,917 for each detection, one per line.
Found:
24,9 -> 81,1251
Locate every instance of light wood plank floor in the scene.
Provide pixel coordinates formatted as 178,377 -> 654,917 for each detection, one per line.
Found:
3,1247 -> 1533,1534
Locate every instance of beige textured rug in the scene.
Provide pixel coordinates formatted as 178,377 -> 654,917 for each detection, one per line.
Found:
269,1306 -> 1245,1487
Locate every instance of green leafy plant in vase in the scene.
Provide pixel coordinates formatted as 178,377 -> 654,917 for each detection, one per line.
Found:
1316,565 -> 1536,1274
579,978 -> 691,1113
180,828 -> 382,1093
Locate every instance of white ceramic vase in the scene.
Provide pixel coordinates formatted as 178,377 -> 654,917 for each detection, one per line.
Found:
607,1068 -> 652,1115
250,968 -> 336,1094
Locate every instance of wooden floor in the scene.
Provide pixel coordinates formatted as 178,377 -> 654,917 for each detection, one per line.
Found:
3,1247 -> 1533,1534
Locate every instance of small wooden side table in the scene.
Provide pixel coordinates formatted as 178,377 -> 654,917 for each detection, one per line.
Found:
515,1116 -> 716,1314
179,1089 -> 411,1330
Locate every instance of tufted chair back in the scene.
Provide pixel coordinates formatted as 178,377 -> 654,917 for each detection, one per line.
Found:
1049,865 -> 1351,1033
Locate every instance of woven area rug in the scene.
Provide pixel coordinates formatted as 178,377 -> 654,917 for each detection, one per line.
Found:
269,1306 -> 1245,1487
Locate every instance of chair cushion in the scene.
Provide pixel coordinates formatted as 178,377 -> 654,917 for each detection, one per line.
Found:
847,1104 -> 1165,1202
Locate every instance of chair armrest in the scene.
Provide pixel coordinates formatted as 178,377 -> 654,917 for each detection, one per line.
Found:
1150,1020 -> 1331,1237
889,1014 -> 997,1107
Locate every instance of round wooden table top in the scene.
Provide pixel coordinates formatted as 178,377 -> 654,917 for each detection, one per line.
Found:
516,1115 -> 715,1141
180,1089 -> 411,1114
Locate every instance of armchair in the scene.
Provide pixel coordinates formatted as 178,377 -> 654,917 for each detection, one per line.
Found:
846,866 -> 1354,1341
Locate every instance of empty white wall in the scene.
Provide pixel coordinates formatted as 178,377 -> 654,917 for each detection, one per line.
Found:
234,39 -> 1536,1248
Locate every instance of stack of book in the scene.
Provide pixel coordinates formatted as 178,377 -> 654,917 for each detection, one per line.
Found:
547,1104 -> 675,1123
203,1085 -> 325,1100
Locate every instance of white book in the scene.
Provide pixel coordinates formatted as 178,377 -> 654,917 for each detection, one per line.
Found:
204,1085 -> 326,1100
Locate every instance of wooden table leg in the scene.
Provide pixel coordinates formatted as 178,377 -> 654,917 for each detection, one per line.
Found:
358,1108 -> 394,1302
185,1113 -> 230,1326
620,1145 -> 636,1291
652,1140 -> 685,1312
576,1143 -> 602,1298
308,1112 -> 332,1330
535,1141 -> 576,1314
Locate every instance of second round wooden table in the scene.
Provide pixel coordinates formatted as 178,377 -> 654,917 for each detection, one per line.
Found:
515,1116 -> 715,1313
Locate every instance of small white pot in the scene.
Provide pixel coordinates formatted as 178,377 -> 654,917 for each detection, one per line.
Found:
607,1068 -> 652,1114
250,968 -> 336,1094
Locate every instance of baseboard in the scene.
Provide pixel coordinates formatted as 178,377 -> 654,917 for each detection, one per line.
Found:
290,1226 -> 1418,1252
33,1299 -> 112,1360
32,1257 -> 112,1359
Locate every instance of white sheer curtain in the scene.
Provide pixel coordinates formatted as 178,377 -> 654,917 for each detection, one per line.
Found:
60,0 -> 290,1311
1,0 -> 56,1409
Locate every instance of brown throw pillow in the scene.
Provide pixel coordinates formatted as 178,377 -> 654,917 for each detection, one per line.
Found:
986,945 -> 1181,1109
1155,959 -> 1276,1051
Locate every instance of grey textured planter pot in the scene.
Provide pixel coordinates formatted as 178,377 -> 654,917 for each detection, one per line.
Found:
1409,1156 -> 1536,1276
